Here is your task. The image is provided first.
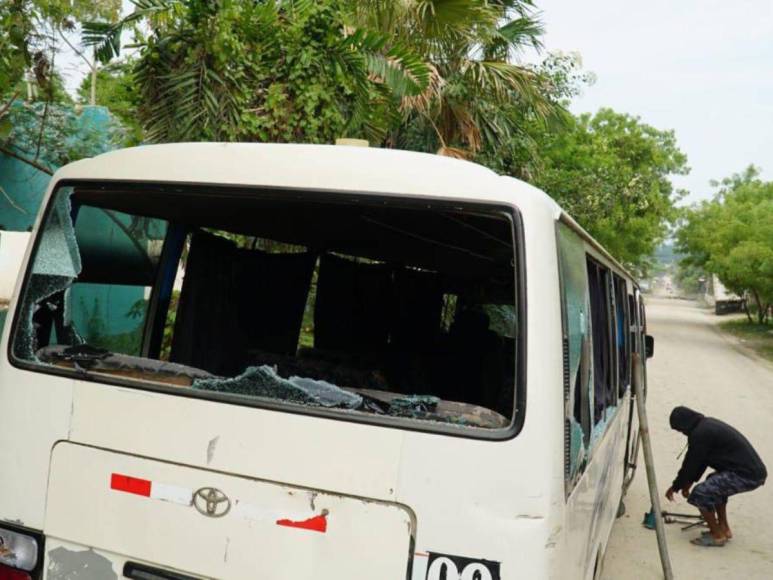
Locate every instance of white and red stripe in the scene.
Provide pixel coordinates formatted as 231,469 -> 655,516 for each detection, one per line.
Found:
110,472 -> 327,533
111,473 -> 192,506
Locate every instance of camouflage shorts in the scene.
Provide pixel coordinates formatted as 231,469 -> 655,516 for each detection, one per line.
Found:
688,471 -> 765,510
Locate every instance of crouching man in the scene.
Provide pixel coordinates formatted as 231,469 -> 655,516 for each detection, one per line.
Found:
666,406 -> 767,547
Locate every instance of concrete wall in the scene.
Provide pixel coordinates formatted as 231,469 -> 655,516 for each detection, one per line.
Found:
0,230 -> 30,302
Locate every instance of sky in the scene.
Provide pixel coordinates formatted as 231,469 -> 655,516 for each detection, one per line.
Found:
526,0 -> 773,204
59,0 -> 773,204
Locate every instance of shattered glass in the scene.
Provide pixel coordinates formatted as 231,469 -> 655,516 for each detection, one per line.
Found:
14,189 -> 82,360
569,417 -> 586,473
558,223 -> 593,478
193,365 -> 364,409
590,404 -> 618,449
388,395 -> 440,417
37,345 -> 215,382
482,304 -> 517,338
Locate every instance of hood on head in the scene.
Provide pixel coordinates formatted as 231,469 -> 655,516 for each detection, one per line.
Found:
670,406 -> 704,434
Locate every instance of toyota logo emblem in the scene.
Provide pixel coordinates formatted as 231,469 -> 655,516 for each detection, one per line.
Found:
192,487 -> 231,518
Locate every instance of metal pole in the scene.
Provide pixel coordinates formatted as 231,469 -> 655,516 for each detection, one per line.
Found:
633,353 -> 674,580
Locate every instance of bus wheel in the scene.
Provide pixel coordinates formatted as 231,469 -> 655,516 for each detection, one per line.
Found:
616,500 -> 626,518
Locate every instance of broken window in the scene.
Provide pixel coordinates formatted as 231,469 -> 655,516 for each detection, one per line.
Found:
12,184 -> 521,434
612,275 -> 630,397
557,224 -> 592,487
586,258 -> 616,426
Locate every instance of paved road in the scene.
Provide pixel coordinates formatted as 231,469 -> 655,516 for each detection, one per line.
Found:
603,298 -> 773,579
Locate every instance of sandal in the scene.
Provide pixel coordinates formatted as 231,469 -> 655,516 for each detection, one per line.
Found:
691,534 -> 726,547
701,531 -> 731,542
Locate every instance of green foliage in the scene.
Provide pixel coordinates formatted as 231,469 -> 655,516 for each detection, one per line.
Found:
1,100 -> 125,168
159,289 -> 179,361
83,0 -> 559,153
674,262 -> 705,296
718,319 -> 773,363
480,99 -> 687,270
84,0 -> 430,144
476,54 -> 685,271
76,60 -> 143,144
0,1 -> 35,94
473,52 -> 588,181
677,167 -> 773,323
0,0 -> 120,101
360,0 -> 560,157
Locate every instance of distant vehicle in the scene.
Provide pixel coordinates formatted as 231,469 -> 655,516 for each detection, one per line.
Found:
705,274 -> 745,315
0,144 -> 652,580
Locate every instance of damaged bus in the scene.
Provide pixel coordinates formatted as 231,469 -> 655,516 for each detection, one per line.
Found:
0,143 -> 651,580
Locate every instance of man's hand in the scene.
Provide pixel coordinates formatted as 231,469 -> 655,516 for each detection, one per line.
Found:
681,484 -> 691,499
665,487 -> 675,502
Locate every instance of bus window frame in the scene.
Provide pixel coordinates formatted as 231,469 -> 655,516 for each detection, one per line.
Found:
563,241 -> 636,498
557,223 -> 596,493
8,179 -> 528,442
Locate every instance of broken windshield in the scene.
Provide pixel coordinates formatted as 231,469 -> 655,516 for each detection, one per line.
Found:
12,184 -> 520,432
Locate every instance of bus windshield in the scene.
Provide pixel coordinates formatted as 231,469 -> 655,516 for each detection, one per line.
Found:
13,184 -> 520,432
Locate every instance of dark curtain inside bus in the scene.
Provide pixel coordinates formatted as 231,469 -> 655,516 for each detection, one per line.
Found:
314,254 -> 393,353
587,259 -> 613,423
170,231 -> 316,375
613,276 -> 629,396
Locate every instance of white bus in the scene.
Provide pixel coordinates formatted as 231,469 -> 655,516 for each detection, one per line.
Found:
0,144 -> 650,580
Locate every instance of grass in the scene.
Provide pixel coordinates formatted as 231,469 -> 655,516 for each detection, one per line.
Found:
718,319 -> 773,363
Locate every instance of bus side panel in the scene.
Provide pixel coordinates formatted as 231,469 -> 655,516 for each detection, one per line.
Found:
399,431 -> 555,580
563,400 -> 629,579
0,361 -> 73,529
399,185 -> 567,580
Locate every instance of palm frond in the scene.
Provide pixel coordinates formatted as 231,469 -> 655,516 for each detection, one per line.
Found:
343,28 -> 430,97
496,16 -> 544,50
82,0 -> 175,64
414,0 -> 497,39
461,60 -> 552,117
400,63 -> 444,116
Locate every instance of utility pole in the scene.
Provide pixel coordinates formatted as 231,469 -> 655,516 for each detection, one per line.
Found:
633,353 -> 674,580
90,49 -> 97,106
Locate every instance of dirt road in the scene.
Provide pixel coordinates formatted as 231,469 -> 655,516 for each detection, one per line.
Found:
602,298 -> 773,579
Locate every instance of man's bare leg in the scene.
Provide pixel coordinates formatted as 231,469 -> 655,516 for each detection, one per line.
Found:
716,503 -> 732,539
699,508 -> 726,542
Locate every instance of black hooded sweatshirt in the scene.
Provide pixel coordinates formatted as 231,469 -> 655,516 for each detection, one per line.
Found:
670,406 -> 767,491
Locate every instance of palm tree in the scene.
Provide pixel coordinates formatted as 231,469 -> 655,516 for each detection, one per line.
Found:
82,0 -> 431,144
83,0 -> 557,154
347,0 -> 557,158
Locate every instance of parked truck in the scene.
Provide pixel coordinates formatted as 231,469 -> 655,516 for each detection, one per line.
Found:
705,274 -> 745,315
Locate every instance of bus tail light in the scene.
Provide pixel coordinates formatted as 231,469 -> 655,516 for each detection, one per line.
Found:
0,564 -> 32,579
0,526 -> 39,576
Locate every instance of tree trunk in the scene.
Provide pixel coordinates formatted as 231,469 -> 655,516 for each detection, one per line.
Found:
752,290 -> 765,324
90,63 -> 97,106
743,299 -> 753,323
0,92 -> 17,119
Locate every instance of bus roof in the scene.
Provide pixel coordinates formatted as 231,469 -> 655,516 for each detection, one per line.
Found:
53,142 -> 553,205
